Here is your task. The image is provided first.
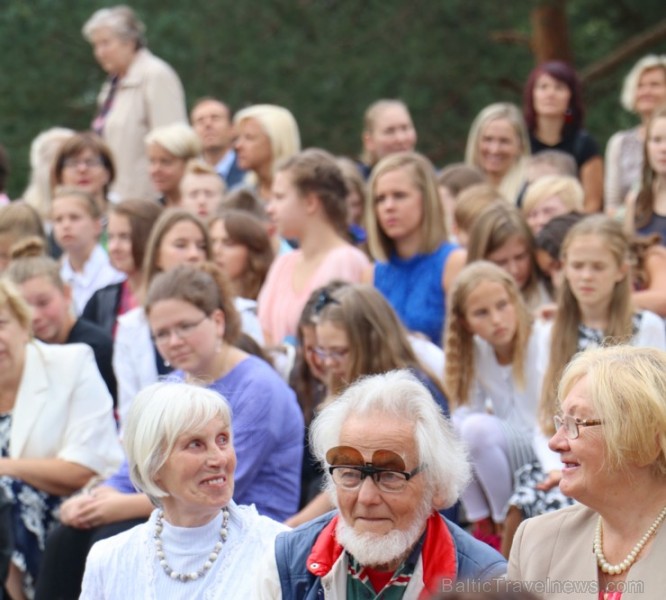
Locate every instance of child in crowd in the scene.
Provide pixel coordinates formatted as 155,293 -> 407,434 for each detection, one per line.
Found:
52,187 -> 124,315
367,151 -> 466,345
444,261 -> 549,552
437,163 -> 486,238
521,175 -> 584,235
452,183 -> 504,247
209,209 -> 274,344
0,201 -> 47,272
258,149 -> 369,345
180,159 -> 225,220
467,202 -> 550,311
7,237 -> 116,401
540,216 -> 666,426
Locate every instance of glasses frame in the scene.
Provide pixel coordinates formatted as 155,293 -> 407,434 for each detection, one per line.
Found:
313,346 -> 349,362
151,315 -> 208,346
553,414 -> 603,440
326,446 -> 423,493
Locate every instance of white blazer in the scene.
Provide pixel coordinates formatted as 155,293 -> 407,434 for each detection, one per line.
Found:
12,341 -> 122,476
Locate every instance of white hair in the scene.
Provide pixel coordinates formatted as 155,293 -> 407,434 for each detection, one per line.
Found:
310,370 -> 471,507
145,123 -> 202,160
123,382 -> 233,501
620,54 -> 666,113
82,5 -> 146,48
335,494 -> 432,567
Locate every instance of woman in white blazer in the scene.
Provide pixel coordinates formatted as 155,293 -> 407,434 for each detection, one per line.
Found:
0,279 -> 122,598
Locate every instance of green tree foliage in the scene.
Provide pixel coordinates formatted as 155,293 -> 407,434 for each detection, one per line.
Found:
0,0 -> 664,197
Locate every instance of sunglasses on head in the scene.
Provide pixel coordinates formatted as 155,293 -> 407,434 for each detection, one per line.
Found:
325,445 -> 423,493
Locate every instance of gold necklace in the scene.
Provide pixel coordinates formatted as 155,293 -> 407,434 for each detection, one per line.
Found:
594,505 -> 666,575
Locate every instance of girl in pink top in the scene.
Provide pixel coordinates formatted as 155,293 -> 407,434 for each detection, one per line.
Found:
258,149 -> 370,345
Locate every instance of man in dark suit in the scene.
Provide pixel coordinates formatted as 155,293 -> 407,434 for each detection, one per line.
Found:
190,96 -> 246,189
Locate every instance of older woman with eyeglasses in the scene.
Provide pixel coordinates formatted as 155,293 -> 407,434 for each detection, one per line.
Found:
509,345 -> 666,598
80,381 -> 286,598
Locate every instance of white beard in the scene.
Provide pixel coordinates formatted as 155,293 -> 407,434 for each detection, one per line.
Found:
335,501 -> 431,569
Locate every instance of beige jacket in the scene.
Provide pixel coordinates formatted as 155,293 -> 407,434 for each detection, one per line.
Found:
508,502 -> 666,599
97,48 -> 187,201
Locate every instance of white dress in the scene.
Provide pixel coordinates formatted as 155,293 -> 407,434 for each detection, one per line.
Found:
80,502 -> 287,599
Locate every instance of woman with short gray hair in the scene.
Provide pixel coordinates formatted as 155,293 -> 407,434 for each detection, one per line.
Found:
82,5 -> 187,201
80,382 -> 286,598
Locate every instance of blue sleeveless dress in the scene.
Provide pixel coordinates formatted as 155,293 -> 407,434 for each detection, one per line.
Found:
374,242 -> 457,346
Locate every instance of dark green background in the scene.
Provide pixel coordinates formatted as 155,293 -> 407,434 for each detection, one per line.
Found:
1,0 -> 664,197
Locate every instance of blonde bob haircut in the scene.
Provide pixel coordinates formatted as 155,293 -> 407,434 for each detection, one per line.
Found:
310,369 -> 470,507
233,104 -> 301,176
0,278 -> 32,333
124,382 -> 233,501
444,261 -> 533,409
558,345 -> 666,479
465,103 -> 530,203
366,151 -> 447,262
620,54 -> 666,113
145,123 -> 201,160
521,175 -> 584,216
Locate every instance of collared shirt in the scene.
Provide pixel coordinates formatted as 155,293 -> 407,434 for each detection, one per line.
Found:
215,149 -> 237,180
346,535 -> 425,599
60,245 -> 125,316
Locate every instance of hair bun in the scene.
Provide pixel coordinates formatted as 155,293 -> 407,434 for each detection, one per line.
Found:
10,235 -> 47,260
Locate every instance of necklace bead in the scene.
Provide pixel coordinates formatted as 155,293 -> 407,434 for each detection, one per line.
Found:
593,505 -> 666,575
153,506 -> 230,583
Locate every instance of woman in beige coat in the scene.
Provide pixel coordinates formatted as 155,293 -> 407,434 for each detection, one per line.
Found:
508,345 -> 666,599
83,6 -> 187,202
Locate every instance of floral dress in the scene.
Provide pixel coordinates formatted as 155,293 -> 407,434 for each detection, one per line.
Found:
0,413 -> 63,597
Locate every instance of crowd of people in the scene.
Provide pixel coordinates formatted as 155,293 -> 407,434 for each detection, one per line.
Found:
0,4 -> 665,599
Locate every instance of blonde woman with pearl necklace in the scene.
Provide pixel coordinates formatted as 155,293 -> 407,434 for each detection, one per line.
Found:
508,345 -> 666,599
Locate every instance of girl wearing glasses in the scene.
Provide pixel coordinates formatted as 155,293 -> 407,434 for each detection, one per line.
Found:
285,282 -> 446,527
444,261 -> 550,554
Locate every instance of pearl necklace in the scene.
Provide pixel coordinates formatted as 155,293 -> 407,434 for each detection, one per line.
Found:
154,507 -> 230,582
593,505 -> 666,575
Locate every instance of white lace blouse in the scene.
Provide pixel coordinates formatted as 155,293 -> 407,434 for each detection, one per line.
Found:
80,502 -> 287,599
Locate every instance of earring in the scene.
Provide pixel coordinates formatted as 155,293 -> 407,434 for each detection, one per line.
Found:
164,359 -> 170,367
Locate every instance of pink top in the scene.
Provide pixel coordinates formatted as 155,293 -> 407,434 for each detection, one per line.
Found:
258,244 -> 370,345
599,592 -> 622,600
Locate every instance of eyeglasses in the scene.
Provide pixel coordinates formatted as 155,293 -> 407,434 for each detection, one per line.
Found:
151,316 -> 208,345
63,157 -> 104,169
313,346 -> 349,362
326,445 -> 423,493
553,414 -> 603,440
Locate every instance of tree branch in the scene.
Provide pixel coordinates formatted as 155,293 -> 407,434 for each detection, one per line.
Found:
580,19 -> 666,83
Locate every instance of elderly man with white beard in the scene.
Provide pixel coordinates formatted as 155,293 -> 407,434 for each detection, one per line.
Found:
254,370 -> 506,599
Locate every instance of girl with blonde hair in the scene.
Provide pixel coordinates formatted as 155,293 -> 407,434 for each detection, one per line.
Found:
539,214 -> 666,434
367,151 -> 466,345
444,261 -> 549,551
465,103 -> 530,204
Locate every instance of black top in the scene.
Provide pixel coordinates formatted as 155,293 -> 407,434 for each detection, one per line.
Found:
529,128 -> 600,170
81,282 -> 123,338
66,318 -> 117,405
